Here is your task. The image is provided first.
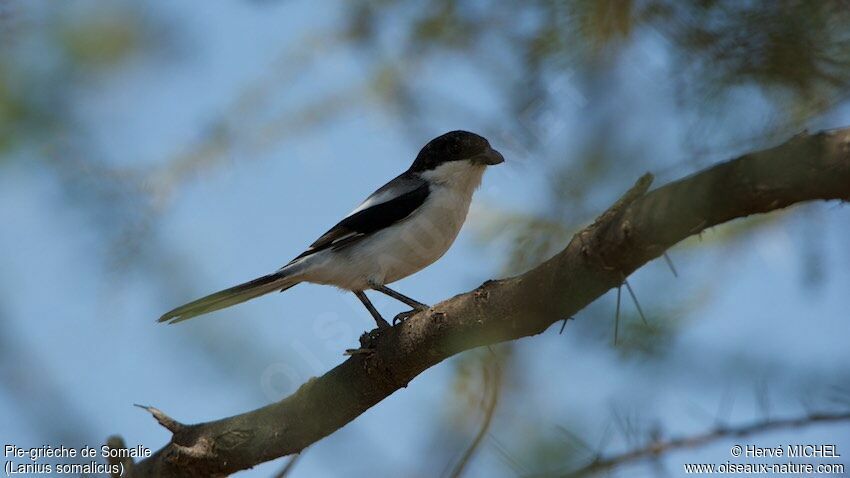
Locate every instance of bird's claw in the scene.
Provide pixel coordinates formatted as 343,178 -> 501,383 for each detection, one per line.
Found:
393,308 -> 421,325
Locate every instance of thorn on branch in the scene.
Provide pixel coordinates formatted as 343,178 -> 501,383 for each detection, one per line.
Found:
614,286 -> 622,346
624,280 -> 648,325
272,452 -> 304,478
134,404 -> 185,434
559,317 -> 574,334
662,252 -> 678,278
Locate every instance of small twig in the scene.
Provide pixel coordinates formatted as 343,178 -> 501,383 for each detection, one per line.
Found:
623,280 -> 648,325
662,252 -> 678,278
489,434 -> 529,475
272,452 -> 303,478
594,421 -> 614,458
449,357 -> 503,478
555,411 -> 850,477
555,426 -> 594,455
755,379 -> 771,421
714,383 -> 736,427
105,435 -> 134,478
598,173 -> 654,224
134,404 -> 184,433
611,406 -> 641,449
580,173 -> 654,268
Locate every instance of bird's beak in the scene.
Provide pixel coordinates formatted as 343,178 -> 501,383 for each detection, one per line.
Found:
472,148 -> 505,166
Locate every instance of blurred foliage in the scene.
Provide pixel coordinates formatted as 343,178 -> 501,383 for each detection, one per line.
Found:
343,0 -> 850,251
0,3 -> 148,155
345,0 -> 850,112
57,8 -> 141,69
0,64 -> 49,152
664,1 -> 850,116
2,0 -> 849,476
340,2 -> 850,473
3,1 -> 847,257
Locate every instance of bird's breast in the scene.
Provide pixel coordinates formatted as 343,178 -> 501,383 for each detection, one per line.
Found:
297,168 -> 485,290
364,184 -> 473,284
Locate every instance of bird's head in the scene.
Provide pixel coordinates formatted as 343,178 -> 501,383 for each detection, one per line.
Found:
410,131 -> 504,175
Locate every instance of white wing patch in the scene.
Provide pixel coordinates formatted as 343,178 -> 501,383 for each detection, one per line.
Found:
282,173 -> 429,269
346,189 -> 397,217
345,178 -> 424,217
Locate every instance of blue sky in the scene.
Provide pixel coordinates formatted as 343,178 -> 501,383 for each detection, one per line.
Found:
2,1 -> 849,477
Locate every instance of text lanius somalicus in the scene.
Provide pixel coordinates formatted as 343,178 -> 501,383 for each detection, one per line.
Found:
159,130 -> 504,328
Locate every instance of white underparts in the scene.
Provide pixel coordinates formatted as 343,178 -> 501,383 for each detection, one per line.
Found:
291,160 -> 487,290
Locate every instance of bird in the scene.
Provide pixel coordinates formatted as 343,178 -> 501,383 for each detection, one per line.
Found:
158,130 -> 504,329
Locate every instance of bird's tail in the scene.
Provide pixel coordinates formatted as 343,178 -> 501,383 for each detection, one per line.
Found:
158,272 -> 300,324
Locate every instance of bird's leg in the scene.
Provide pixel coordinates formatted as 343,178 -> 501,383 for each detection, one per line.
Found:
371,284 -> 430,325
353,290 -> 390,329
372,284 -> 429,309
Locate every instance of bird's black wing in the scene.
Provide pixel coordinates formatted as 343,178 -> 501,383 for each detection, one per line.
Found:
288,173 -> 429,263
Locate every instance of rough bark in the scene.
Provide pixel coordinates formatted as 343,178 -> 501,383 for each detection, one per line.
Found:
116,127 -> 850,477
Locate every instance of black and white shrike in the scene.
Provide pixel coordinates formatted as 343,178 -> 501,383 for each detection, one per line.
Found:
159,130 -> 504,329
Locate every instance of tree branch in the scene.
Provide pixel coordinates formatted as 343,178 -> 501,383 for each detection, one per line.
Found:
556,411 -> 850,477
119,127 -> 850,477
